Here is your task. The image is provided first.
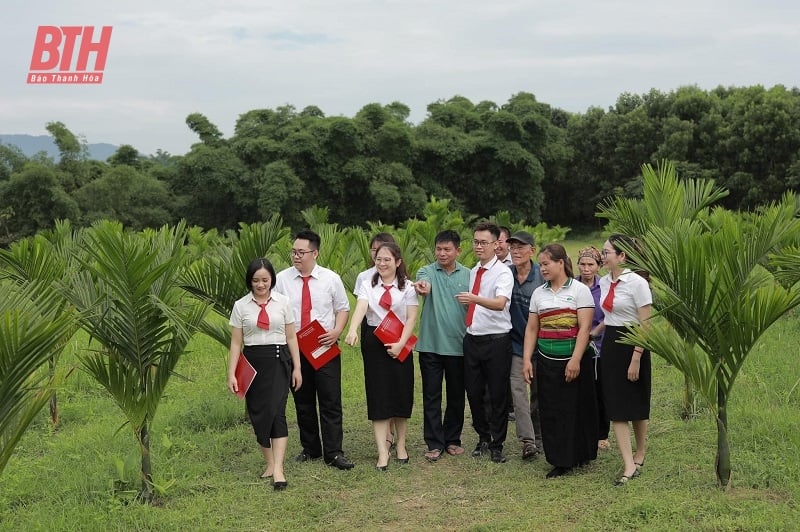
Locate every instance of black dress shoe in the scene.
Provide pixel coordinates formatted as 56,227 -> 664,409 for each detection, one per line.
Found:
294,452 -> 321,462
273,480 -> 288,491
471,441 -> 489,457
490,450 -> 507,463
327,454 -> 355,470
546,466 -> 572,478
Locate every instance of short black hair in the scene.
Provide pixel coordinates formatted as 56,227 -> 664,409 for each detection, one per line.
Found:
435,230 -> 461,247
245,258 -> 276,290
473,220 -> 500,240
294,229 -> 321,251
498,226 -> 511,239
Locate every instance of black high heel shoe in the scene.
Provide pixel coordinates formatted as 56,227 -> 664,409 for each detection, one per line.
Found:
375,464 -> 389,471
273,480 -> 288,491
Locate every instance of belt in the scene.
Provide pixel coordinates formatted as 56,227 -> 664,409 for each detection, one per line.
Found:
466,332 -> 509,342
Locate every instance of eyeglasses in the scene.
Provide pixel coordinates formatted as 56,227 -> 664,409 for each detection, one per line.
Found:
290,249 -> 315,258
472,240 -> 497,247
600,250 -> 618,257
509,244 -> 532,252
374,257 -> 395,264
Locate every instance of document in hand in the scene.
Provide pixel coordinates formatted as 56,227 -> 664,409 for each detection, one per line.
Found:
374,310 -> 417,362
297,319 -> 341,370
235,354 -> 257,399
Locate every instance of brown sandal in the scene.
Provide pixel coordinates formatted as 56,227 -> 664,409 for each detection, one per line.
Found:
424,448 -> 443,461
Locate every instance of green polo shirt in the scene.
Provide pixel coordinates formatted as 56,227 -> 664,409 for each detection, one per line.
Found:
416,260 -> 470,356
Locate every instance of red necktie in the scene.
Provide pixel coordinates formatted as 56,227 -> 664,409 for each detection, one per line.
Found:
602,280 -> 619,312
257,302 -> 270,330
301,276 -> 312,328
465,267 -> 486,327
379,284 -> 393,310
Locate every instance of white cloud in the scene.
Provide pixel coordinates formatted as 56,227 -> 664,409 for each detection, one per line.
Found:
1,0 -> 799,155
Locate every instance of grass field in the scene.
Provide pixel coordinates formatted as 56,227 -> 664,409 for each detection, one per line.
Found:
2,234 -> 800,530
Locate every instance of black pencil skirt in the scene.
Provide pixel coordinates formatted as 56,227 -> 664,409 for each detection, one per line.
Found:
361,323 -> 414,420
243,344 -> 292,448
599,326 -> 651,421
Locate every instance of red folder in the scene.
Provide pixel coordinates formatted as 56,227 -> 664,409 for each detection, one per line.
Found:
235,354 -> 257,399
374,310 -> 417,362
297,319 -> 341,370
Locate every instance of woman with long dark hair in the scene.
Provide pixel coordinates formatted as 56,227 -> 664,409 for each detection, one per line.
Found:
599,234 -> 652,486
345,242 -> 418,470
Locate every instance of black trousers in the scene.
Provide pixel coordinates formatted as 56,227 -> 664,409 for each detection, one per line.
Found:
290,354 -> 344,461
463,333 -> 512,451
419,352 -> 466,452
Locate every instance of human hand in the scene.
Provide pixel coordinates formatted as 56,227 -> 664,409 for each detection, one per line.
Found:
455,291 -> 473,305
292,368 -> 303,391
344,331 -> 358,346
565,358 -> 580,382
385,343 -> 401,358
522,359 -> 534,384
627,359 -> 640,381
414,280 -> 431,295
318,330 -> 339,347
228,374 -> 239,395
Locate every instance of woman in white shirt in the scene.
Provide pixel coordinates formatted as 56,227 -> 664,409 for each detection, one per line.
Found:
599,234 -> 653,486
345,243 -> 418,471
228,258 -> 302,490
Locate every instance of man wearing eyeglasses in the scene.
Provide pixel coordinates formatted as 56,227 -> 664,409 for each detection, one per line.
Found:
456,221 -> 514,463
275,229 -> 354,470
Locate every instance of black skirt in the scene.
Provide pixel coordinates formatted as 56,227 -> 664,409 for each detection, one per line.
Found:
243,344 -> 291,448
536,351 -> 598,468
361,322 -> 414,420
599,326 -> 651,421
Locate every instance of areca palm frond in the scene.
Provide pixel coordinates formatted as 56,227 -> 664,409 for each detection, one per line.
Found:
608,175 -> 800,487
59,221 -> 208,499
181,218 -> 289,349
598,160 -> 728,235
0,282 -> 77,474
769,245 -> 800,287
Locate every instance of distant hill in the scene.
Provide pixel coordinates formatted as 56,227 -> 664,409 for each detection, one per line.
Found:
0,134 -> 121,161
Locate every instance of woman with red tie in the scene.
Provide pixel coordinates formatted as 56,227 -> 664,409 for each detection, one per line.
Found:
345,243 -> 418,470
228,258 -> 302,490
599,235 -> 652,486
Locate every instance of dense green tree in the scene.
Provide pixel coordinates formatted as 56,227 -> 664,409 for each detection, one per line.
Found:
0,163 -> 79,242
72,165 -> 175,229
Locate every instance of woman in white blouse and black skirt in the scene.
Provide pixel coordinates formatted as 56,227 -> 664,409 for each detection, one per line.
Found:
599,235 -> 652,487
345,242 -> 418,471
228,258 -> 302,490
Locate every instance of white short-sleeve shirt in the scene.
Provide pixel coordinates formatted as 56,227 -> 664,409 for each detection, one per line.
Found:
229,291 -> 294,345
274,264 -> 350,331
355,276 -> 419,327
599,269 -> 652,326
465,256 -> 513,336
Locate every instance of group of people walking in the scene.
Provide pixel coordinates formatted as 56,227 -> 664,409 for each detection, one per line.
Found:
226,224 -> 652,490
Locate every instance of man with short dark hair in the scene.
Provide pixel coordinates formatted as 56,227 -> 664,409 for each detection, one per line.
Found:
457,221 -> 514,463
496,226 -> 512,266
415,230 -> 470,462
275,229 -> 354,470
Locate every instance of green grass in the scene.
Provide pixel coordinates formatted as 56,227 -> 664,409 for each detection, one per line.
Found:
2,253 -> 800,530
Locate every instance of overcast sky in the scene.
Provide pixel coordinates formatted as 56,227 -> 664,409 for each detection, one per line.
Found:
2,0 -> 798,156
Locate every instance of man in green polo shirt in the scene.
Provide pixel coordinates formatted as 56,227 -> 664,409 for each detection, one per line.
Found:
414,230 -> 470,462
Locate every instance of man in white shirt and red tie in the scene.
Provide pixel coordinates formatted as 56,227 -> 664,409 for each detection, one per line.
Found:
456,221 -> 514,463
275,230 -> 355,470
